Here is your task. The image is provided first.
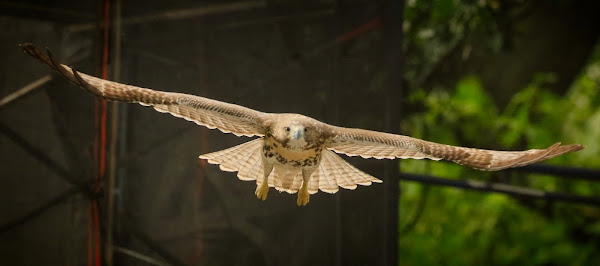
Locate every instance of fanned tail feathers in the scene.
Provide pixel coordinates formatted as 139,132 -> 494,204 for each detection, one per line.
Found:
199,138 -> 264,178
310,149 -> 382,194
199,139 -> 382,195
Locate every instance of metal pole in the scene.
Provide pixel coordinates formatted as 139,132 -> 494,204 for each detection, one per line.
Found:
399,173 -> 600,206
0,74 -> 52,110
381,0 -> 404,264
105,0 -> 123,264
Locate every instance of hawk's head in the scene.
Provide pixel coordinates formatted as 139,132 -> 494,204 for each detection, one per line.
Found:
270,114 -> 323,150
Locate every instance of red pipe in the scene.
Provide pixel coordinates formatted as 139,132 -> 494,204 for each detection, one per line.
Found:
89,0 -> 110,265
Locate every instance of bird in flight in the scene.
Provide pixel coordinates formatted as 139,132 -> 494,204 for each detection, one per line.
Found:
20,43 -> 584,206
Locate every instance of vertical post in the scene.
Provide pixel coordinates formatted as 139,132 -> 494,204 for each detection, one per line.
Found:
381,0 -> 404,265
91,0 -> 111,265
191,18 -> 209,265
332,2 -> 343,266
106,0 -> 123,264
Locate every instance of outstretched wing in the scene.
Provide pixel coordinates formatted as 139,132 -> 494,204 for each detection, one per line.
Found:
20,43 -> 270,137
326,126 -> 585,171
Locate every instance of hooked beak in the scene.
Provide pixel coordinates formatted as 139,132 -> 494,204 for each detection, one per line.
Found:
292,128 -> 303,140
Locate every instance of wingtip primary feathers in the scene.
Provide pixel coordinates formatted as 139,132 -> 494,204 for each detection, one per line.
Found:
20,44 -> 60,73
20,43 -> 52,70
563,143 -> 585,152
19,43 -> 39,58
20,43 -> 83,89
22,43 -> 269,138
469,142 -> 585,171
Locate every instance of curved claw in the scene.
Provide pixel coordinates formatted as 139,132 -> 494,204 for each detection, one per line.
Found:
255,183 -> 269,201
297,189 -> 310,206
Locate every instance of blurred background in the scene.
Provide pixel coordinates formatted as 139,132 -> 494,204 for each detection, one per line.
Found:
1,0 -> 599,265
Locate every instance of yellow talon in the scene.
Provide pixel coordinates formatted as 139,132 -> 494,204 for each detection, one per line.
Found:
297,188 -> 310,206
255,182 -> 269,201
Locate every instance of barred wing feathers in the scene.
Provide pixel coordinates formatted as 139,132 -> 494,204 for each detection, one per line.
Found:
327,127 -> 585,171
20,43 -> 268,137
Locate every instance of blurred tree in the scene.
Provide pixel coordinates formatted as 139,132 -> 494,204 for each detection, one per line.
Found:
403,0 -> 600,109
398,0 -> 600,262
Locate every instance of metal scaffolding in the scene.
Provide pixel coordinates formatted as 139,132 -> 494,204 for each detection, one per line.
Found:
0,0 -> 598,265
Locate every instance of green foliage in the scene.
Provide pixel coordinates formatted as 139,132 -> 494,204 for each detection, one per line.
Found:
403,0 -> 497,86
398,48 -> 600,265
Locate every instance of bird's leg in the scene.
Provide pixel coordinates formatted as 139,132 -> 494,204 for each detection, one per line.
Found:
255,161 -> 273,201
297,168 -> 314,206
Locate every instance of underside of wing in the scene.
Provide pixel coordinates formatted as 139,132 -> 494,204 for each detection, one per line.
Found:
327,126 -> 585,171
448,142 -> 585,171
328,141 -> 441,160
20,43 -> 268,137
150,102 -> 266,137
327,127 -> 443,160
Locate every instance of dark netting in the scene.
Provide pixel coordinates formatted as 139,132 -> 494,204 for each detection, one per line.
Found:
1,0 -> 599,265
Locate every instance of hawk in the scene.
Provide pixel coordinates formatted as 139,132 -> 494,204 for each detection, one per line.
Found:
20,43 -> 584,206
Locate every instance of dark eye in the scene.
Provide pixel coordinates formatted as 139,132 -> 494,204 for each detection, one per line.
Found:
284,127 -> 290,132
304,127 -> 308,132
